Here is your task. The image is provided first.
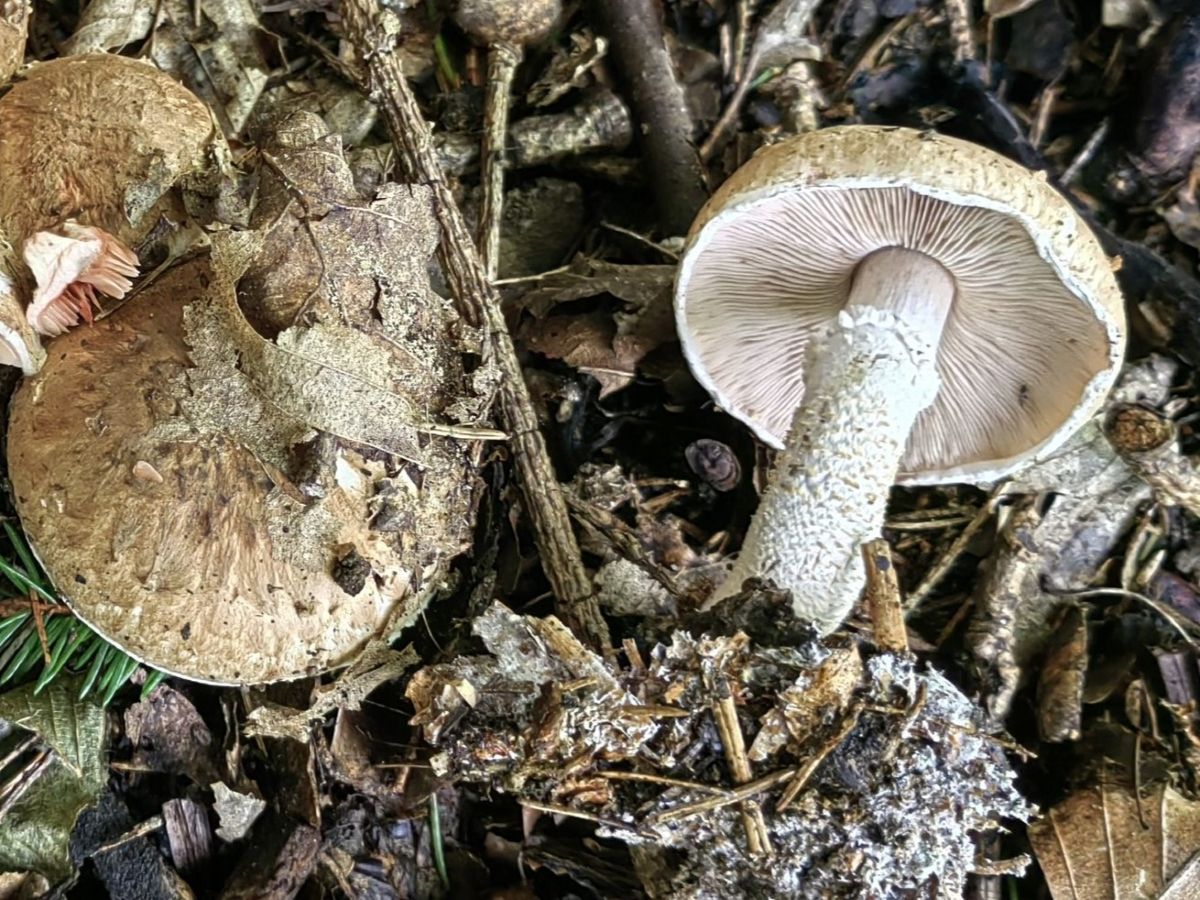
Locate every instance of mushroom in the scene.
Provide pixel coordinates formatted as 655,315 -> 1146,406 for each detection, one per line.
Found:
452,0 -> 561,275
0,53 -> 212,347
6,112 -> 483,685
675,126 -> 1126,632
7,255 -> 479,685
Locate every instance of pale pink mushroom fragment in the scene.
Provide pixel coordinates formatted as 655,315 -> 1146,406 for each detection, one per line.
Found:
0,267 -> 44,374
676,127 -> 1126,632
23,223 -> 139,336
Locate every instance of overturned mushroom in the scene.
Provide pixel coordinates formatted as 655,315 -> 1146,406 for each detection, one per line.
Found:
6,115 -> 486,684
0,53 -> 212,345
676,127 -> 1126,631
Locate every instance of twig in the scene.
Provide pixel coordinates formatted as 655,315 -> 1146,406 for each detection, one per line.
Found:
521,799 -> 646,834
1107,405 -> 1200,517
599,769 -> 733,796
649,767 -> 798,823
712,690 -> 772,855
905,487 -> 1009,616
591,0 -> 707,235
340,0 -> 610,652
776,707 -> 862,812
702,0 -> 821,162
862,540 -> 907,654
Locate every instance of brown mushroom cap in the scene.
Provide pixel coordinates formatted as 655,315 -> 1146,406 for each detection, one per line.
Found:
453,0 -> 561,46
7,258 -> 475,684
675,127 -> 1126,484
0,53 -> 212,244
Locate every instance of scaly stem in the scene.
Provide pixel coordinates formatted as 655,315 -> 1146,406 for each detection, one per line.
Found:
479,42 -> 520,279
712,249 -> 954,632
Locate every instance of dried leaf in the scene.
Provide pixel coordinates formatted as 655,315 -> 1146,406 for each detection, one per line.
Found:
1036,606 -> 1088,743
0,679 -> 107,881
245,644 -> 418,742
147,0 -> 269,135
211,782 -> 267,843
62,0 -> 154,54
1030,782 -> 1200,899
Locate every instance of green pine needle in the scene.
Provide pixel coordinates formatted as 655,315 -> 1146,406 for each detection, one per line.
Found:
0,523 -> 166,704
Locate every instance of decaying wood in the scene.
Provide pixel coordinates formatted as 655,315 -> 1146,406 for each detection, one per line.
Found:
218,812 -> 319,900
340,0 -> 610,652
163,798 -> 214,873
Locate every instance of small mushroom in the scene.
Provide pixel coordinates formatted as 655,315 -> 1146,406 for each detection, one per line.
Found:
0,53 -> 212,346
452,0 -> 561,276
676,127 -> 1126,632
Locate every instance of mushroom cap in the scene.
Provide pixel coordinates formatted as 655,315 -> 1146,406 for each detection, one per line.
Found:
0,53 -> 212,244
675,127 -> 1126,485
452,0 -> 560,46
7,258 -> 475,685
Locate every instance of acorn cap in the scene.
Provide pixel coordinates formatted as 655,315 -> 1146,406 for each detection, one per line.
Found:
0,53 -> 213,244
675,126 -> 1126,485
7,259 -> 447,685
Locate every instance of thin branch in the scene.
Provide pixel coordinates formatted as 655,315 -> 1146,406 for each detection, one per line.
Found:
339,0 -> 610,652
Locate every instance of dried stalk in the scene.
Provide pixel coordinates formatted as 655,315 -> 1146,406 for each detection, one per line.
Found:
862,539 -> 907,654
340,0 -> 610,651
479,42 -> 521,278
712,685 -> 772,855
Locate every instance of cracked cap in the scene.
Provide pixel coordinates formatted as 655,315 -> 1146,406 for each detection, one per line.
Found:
675,126 -> 1127,485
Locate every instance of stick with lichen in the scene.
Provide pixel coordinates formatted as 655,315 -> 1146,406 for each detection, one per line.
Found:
340,0 -> 610,652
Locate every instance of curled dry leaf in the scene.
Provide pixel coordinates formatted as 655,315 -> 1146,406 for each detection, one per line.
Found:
1030,781 -> 1200,899
145,0 -> 268,136
516,260 -> 677,397
62,0 -> 156,54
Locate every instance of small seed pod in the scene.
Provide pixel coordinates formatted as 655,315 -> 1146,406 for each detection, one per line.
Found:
452,0 -> 561,47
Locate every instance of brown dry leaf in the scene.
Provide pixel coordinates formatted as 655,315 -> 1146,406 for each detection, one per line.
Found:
1030,781 -> 1200,898
516,260 -> 677,397
522,310 -> 641,397
245,644 -> 418,742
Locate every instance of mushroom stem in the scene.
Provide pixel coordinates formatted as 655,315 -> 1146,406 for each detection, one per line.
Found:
711,248 -> 955,631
